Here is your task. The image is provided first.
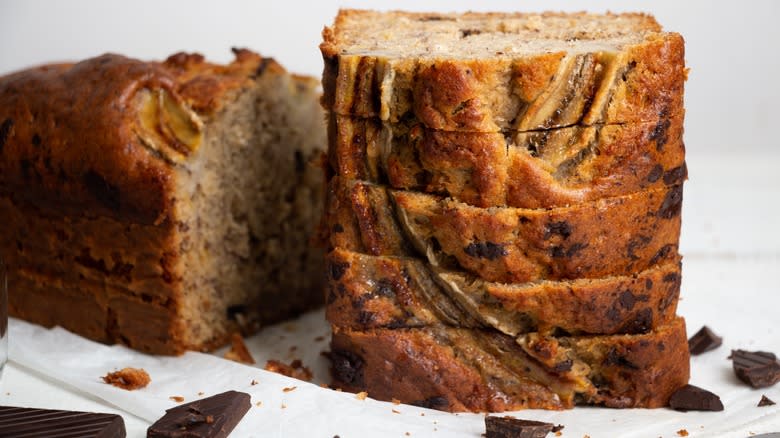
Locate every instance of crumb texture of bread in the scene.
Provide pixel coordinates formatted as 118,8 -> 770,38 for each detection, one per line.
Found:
0,50 -> 326,354
102,367 -> 151,390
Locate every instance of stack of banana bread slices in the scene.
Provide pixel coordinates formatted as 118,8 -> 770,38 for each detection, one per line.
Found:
320,9 -> 689,412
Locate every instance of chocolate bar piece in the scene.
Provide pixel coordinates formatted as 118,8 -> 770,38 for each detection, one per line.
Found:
731,349 -> 780,388
485,416 -> 554,438
687,326 -> 722,355
758,395 -> 776,407
0,406 -> 126,437
668,384 -> 724,412
147,390 -> 250,438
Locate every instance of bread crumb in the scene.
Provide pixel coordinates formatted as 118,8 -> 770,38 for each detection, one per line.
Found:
256,401 -> 263,407
392,409 -> 401,414
555,433 -> 562,437
102,367 -> 151,390
420,413 -> 425,416
170,396 -> 184,403
281,403 -> 287,409
197,391 -> 204,396
264,359 -> 313,382
251,379 -> 259,386
405,433 -> 410,436
223,332 -> 255,364
356,391 -> 368,400
392,398 -> 401,405
283,386 -> 297,393
677,430 -> 689,437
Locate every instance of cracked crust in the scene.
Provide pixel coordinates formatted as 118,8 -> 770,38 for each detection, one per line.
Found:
322,10 -> 685,131
330,318 -> 689,412
329,114 -> 686,209
326,178 -> 681,283
326,248 -> 681,336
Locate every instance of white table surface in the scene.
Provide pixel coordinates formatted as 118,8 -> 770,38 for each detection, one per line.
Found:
2,150 -> 780,437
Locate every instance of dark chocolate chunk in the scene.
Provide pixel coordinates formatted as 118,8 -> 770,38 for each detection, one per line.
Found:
464,241 -> 507,260
0,118 -> 12,154
687,326 -> 722,355
460,29 -> 482,38
328,349 -> 364,386
485,416 -> 554,438
663,163 -> 688,186
147,390 -> 250,438
329,261 -> 350,281
410,396 -> 449,410
84,170 -> 121,212
649,118 -> 671,151
0,405 -> 126,437
543,221 -> 572,240
646,164 -> 663,183
657,185 -> 683,219
731,349 -> 780,388
668,384 -> 724,411
758,395 -> 776,407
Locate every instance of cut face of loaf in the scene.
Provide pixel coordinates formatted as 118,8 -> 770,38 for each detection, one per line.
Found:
321,10 -> 685,131
326,248 -> 681,337
0,50 -> 325,354
326,178 -> 681,283
330,318 -> 690,411
330,115 -> 686,209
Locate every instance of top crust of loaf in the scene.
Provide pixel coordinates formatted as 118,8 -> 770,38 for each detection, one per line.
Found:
323,9 -> 662,59
0,49 -> 287,225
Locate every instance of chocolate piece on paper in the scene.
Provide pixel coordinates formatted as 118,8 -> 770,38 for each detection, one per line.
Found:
668,384 -> 724,411
0,405 -> 126,437
687,326 -> 722,355
731,349 -> 780,388
758,395 -> 776,407
147,390 -> 250,438
485,416 -> 554,438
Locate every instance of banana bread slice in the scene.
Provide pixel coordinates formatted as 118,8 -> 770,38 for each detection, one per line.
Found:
326,178 -> 681,283
321,10 -> 685,132
326,248 -> 681,336
0,50 -> 325,354
330,318 -> 690,411
329,114 -> 686,209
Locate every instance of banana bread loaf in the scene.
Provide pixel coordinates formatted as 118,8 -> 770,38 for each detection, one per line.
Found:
321,10 -> 685,132
326,178 -> 682,283
329,114 -> 686,209
330,318 -> 690,411
0,50 -> 325,354
326,248 -> 681,336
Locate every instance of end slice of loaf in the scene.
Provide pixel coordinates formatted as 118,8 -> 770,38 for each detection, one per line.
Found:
0,50 -> 325,354
330,318 -> 690,411
321,9 -> 685,132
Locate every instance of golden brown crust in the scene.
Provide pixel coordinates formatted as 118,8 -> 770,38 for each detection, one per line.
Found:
326,178 -> 681,283
330,318 -> 689,412
322,14 -> 685,131
330,115 -> 686,209
326,248 -> 681,336
0,49 -> 274,225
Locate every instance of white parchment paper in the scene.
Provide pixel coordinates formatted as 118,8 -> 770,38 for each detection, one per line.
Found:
7,258 -> 780,437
